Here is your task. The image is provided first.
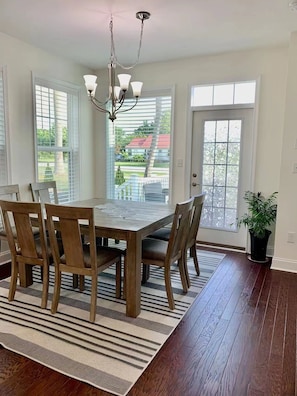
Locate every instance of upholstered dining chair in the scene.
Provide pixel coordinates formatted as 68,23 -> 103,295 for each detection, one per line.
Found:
141,197 -> 193,310
30,180 -> 59,204
45,203 -> 122,323
0,200 -> 50,308
148,194 -> 205,282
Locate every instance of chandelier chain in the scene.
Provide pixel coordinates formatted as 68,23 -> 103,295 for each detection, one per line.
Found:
109,15 -> 144,70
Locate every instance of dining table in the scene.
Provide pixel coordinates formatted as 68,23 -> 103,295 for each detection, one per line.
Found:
22,198 -> 175,318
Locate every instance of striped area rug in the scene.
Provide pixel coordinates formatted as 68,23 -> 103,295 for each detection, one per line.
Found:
0,248 -> 224,396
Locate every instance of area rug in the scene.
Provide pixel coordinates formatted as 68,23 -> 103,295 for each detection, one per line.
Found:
0,248 -> 225,396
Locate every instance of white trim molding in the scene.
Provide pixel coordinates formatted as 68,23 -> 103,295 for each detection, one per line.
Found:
271,256 -> 297,273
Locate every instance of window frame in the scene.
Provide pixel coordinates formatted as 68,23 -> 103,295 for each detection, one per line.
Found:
32,74 -> 80,203
0,66 -> 10,186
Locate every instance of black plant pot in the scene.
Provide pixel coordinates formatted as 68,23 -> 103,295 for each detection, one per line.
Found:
249,229 -> 271,262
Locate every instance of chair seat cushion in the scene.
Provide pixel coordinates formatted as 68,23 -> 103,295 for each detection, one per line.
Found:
60,245 -> 122,269
149,227 -> 171,241
142,238 -> 168,261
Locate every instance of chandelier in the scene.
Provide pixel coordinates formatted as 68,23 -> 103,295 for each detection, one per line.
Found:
83,11 -> 150,122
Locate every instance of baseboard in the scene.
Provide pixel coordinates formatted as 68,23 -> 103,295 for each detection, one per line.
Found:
271,256 -> 297,273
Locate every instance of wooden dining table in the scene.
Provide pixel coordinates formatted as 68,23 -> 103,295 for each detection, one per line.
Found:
22,198 -> 175,318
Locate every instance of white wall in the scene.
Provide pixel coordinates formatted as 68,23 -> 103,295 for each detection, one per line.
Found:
0,32 -> 94,201
272,32 -> 297,272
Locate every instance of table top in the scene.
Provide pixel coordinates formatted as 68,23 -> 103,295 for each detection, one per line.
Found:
68,198 -> 175,237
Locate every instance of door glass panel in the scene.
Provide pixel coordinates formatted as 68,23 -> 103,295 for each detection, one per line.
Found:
201,119 -> 242,231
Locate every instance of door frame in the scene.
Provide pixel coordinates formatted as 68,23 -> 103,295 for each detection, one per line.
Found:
185,81 -> 261,250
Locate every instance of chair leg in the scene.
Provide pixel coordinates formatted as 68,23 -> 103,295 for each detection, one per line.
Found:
164,266 -> 175,310
115,259 -> 121,299
191,245 -> 200,276
183,250 -> 191,289
41,264 -> 49,309
8,259 -> 18,302
90,275 -> 98,323
51,271 -> 61,314
178,256 -> 189,293
123,257 -> 126,300
79,275 -> 85,291
73,274 -> 78,288
142,264 -> 150,284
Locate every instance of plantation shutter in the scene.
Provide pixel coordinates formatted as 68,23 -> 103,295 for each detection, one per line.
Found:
107,90 -> 172,202
33,76 -> 79,203
0,67 -> 8,186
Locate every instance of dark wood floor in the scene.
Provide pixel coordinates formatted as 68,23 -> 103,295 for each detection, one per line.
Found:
0,249 -> 296,395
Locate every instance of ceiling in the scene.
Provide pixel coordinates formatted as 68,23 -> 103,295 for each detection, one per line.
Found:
0,0 -> 297,70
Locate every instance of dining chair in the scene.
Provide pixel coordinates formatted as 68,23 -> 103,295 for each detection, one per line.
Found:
148,193 -> 206,285
141,197 -> 193,310
0,200 -> 50,308
30,181 -> 59,204
45,203 -> 122,322
0,184 -> 21,251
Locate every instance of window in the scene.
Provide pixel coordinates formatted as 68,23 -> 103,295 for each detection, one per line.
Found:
33,76 -> 79,203
191,81 -> 256,107
107,91 -> 172,202
0,67 -> 8,186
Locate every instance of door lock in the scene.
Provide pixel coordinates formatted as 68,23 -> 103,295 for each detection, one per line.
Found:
192,173 -> 197,177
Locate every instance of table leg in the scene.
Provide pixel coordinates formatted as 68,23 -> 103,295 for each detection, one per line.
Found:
125,232 -> 141,317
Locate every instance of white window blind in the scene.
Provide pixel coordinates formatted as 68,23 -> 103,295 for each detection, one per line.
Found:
0,67 -> 8,186
33,77 -> 79,203
107,91 -> 172,202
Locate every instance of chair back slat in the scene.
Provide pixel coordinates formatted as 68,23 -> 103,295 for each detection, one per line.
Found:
59,217 -> 86,268
0,184 -> 21,201
0,200 -> 47,261
30,181 -> 59,204
45,204 -> 96,271
13,212 -> 39,258
167,198 -> 193,263
186,193 -> 205,249
0,184 -> 21,234
0,199 -> 49,308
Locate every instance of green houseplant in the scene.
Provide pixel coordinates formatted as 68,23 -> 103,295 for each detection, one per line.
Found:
237,191 -> 278,262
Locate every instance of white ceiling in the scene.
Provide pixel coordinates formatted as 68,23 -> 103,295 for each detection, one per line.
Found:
0,0 -> 297,70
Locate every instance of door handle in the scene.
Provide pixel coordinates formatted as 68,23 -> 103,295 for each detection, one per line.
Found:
192,182 -> 198,187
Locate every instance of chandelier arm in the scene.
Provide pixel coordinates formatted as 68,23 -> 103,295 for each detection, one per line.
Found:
89,96 -> 112,117
115,98 -> 139,115
91,95 -> 110,107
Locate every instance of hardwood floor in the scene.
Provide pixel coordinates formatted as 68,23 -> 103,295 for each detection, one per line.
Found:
0,249 -> 296,395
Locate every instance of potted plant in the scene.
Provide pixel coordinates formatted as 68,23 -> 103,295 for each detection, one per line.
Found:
237,191 -> 278,262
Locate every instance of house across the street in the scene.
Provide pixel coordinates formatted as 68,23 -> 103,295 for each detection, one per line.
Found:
125,134 -> 170,162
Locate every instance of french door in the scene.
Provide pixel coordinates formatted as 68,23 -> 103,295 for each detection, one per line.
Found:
191,108 -> 254,248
